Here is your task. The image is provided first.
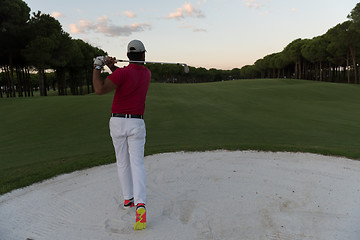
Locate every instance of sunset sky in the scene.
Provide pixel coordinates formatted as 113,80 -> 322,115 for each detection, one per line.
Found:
24,0 -> 359,70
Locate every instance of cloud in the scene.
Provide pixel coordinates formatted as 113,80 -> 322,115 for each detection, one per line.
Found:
244,0 -> 263,9
51,12 -> 63,18
69,20 -> 94,34
123,11 -> 136,18
69,16 -> 151,37
167,3 -> 205,20
178,21 -> 207,33
193,28 -> 207,32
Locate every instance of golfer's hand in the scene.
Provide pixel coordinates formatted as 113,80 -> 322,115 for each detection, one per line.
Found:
94,56 -> 106,68
105,56 -> 118,72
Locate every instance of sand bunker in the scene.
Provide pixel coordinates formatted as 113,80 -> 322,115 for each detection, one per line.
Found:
1,151 -> 360,240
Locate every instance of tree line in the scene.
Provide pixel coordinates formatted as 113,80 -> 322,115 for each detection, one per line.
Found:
0,0 -> 106,98
238,2 -> 360,84
1,1 -> 360,98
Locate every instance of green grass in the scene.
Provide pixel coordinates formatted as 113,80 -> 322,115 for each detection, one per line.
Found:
145,79 -> 360,156
1,79 -> 360,194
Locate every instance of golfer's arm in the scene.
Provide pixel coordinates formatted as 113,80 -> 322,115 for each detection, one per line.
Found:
93,69 -> 117,95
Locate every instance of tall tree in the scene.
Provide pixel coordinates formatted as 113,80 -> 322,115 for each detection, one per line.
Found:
273,52 -> 292,79
348,2 -> 360,29
23,12 -> 63,96
0,0 -> 30,97
67,40 -> 84,95
76,40 -> 106,94
348,2 -> 360,83
326,23 -> 350,83
301,36 -> 329,81
327,21 -> 359,83
50,31 -> 74,95
283,39 -> 308,79
262,53 -> 277,78
254,58 -> 266,78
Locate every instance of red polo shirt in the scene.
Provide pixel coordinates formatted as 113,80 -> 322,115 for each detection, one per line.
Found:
107,64 -> 151,115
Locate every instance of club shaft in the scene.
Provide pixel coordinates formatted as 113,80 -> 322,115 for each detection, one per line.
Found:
115,59 -> 186,66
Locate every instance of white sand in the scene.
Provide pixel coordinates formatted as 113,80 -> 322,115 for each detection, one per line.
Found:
1,151 -> 360,240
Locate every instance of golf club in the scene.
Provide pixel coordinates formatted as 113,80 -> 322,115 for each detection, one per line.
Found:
115,59 -> 190,73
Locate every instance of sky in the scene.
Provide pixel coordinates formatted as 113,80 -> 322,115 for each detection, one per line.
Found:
23,0 -> 359,70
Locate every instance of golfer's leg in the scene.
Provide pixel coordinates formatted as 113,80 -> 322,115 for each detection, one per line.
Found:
128,120 -> 146,205
110,118 -> 133,200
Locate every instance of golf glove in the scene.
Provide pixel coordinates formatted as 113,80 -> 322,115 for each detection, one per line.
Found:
94,56 -> 106,68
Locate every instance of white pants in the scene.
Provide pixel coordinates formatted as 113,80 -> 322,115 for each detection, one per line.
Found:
109,117 -> 146,205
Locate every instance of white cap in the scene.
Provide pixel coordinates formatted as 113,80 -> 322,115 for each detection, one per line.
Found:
127,40 -> 146,53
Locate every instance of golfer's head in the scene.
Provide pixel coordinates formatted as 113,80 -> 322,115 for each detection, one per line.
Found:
127,40 -> 146,61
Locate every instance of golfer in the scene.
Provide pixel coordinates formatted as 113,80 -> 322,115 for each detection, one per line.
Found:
93,40 -> 151,230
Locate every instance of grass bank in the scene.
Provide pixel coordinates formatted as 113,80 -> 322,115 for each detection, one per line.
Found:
1,79 -> 359,194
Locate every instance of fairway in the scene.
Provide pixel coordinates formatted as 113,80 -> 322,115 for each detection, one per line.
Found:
1,79 -> 360,194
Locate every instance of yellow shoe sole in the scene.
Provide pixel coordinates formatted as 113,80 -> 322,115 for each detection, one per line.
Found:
134,221 -> 147,230
134,208 -> 146,230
